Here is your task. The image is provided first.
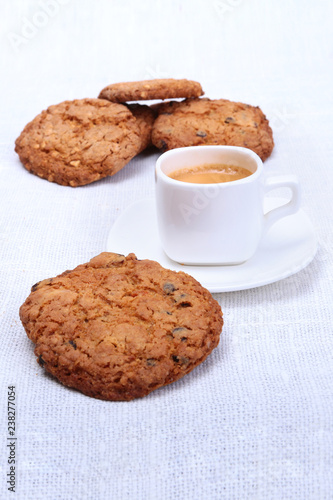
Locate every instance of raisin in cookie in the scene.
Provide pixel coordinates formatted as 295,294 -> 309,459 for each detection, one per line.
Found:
15,98 -> 143,187
99,79 -> 204,103
152,97 -> 274,161
20,253 -> 223,401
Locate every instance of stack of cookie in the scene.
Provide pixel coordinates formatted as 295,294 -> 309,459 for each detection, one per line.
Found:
15,78 -> 274,187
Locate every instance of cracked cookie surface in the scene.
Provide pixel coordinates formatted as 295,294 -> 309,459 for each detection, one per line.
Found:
19,252 -> 223,401
15,98 -> 142,186
99,78 -> 204,102
152,97 -> 274,161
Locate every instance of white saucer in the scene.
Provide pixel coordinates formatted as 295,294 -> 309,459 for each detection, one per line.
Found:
106,198 -> 317,293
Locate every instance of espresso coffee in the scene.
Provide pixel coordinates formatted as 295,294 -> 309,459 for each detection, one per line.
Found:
169,163 -> 252,184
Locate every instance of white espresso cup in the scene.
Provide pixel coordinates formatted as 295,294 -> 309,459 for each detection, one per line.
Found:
155,145 -> 301,265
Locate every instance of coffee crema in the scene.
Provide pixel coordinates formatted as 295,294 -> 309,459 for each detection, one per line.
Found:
169,163 -> 253,184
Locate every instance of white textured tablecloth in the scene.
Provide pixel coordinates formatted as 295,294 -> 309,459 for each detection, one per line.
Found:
1,1 -> 333,499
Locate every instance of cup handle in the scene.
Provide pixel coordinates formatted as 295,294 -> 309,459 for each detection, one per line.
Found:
263,175 -> 301,233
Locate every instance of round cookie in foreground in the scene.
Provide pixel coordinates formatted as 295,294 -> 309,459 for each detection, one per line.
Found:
15,98 -> 143,187
152,97 -> 274,161
19,253 -> 223,401
98,78 -> 204,103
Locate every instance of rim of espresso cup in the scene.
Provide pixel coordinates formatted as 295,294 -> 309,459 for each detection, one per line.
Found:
156,145 -> 263,188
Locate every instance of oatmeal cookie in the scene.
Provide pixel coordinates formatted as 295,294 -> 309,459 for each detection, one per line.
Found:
151,98 -> 274,161
99,79 -> 204,103
20,253 -> 223,401
15,98 -> 143,186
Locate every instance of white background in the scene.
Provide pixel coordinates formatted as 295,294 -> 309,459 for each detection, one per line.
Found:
1,1 -> 333,499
